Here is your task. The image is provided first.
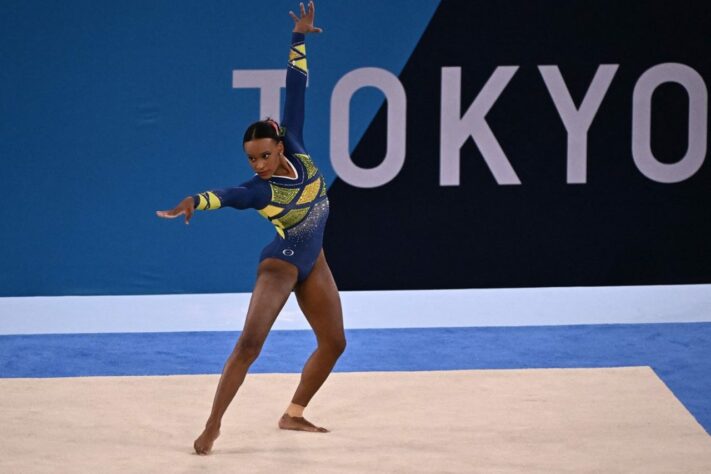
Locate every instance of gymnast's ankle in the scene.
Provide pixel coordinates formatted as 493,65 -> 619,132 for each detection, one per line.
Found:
285,402 -> 305,418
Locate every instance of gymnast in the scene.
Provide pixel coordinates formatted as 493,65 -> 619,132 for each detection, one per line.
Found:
157,1 -> 345,455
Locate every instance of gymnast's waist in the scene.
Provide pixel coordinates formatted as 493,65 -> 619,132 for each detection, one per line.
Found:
281,198 -> 329,240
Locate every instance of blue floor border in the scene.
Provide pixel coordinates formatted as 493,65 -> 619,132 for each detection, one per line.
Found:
1,322 -> 710,434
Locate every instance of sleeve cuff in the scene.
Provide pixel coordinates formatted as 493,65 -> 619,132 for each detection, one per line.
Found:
291,32 -> 305,44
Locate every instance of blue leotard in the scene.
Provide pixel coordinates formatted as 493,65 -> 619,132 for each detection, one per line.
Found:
191,32 -> 328,282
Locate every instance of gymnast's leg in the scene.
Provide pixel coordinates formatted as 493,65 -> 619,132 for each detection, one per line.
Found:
194,258 -> 298,454
279,250 -> 346,432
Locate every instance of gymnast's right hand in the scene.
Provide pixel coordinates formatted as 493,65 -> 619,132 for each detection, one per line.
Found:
156,197 -> 195,224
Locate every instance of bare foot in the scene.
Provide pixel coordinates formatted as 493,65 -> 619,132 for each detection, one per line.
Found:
193,425 -> 220,455
278,413 -> 329,433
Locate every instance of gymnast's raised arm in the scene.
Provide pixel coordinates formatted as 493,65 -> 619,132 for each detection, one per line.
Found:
282,1 -> 321,146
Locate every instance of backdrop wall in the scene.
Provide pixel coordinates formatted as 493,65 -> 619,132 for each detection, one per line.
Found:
1,0 -> 709,300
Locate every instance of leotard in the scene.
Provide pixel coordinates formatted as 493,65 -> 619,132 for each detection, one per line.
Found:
191,32 -> 328,282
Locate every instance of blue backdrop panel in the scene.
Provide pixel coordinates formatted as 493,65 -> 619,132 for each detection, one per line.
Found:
0,0 -> 439,296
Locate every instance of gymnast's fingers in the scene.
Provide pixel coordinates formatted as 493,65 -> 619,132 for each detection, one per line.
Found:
156,208 -> 182,219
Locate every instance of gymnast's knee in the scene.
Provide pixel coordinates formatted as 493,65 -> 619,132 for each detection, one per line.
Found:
231,337 -> 263,365
321,335 -> 346,357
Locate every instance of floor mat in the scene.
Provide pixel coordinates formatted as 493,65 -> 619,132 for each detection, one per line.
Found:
2,367 -> 710,473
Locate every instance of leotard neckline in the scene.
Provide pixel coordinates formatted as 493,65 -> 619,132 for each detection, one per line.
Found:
271,154 -> 299,180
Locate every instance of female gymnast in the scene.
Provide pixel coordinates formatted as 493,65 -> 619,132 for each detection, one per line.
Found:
157,1 -> 345,455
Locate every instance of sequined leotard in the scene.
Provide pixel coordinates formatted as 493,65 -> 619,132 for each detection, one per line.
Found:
191,32 -> 328,281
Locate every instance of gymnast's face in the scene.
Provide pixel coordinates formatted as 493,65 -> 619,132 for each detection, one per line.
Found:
244,138 -> 285,180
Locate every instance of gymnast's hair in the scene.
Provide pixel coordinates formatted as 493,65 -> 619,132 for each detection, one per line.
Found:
243,118 -> 284,144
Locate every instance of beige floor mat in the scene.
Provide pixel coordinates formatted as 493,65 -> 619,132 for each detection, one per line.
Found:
1,367 -> 710,473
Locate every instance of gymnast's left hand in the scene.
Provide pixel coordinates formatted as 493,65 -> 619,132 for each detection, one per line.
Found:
290,1 -> 322,34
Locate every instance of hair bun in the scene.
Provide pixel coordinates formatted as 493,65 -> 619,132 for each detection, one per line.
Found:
265,118 -> 282,137
243,118 -> 284,143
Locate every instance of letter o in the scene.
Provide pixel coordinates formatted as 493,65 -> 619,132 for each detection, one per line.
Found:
330,68 -> 407,188
632,63 -> 708,183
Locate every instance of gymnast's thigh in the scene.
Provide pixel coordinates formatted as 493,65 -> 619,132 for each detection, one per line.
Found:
294,251 -> 344,340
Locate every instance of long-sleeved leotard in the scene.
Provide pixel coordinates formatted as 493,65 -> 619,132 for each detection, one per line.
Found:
192,32 -> 329,282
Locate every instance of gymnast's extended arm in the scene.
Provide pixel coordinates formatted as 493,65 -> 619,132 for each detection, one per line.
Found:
155,183 -> 269,224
